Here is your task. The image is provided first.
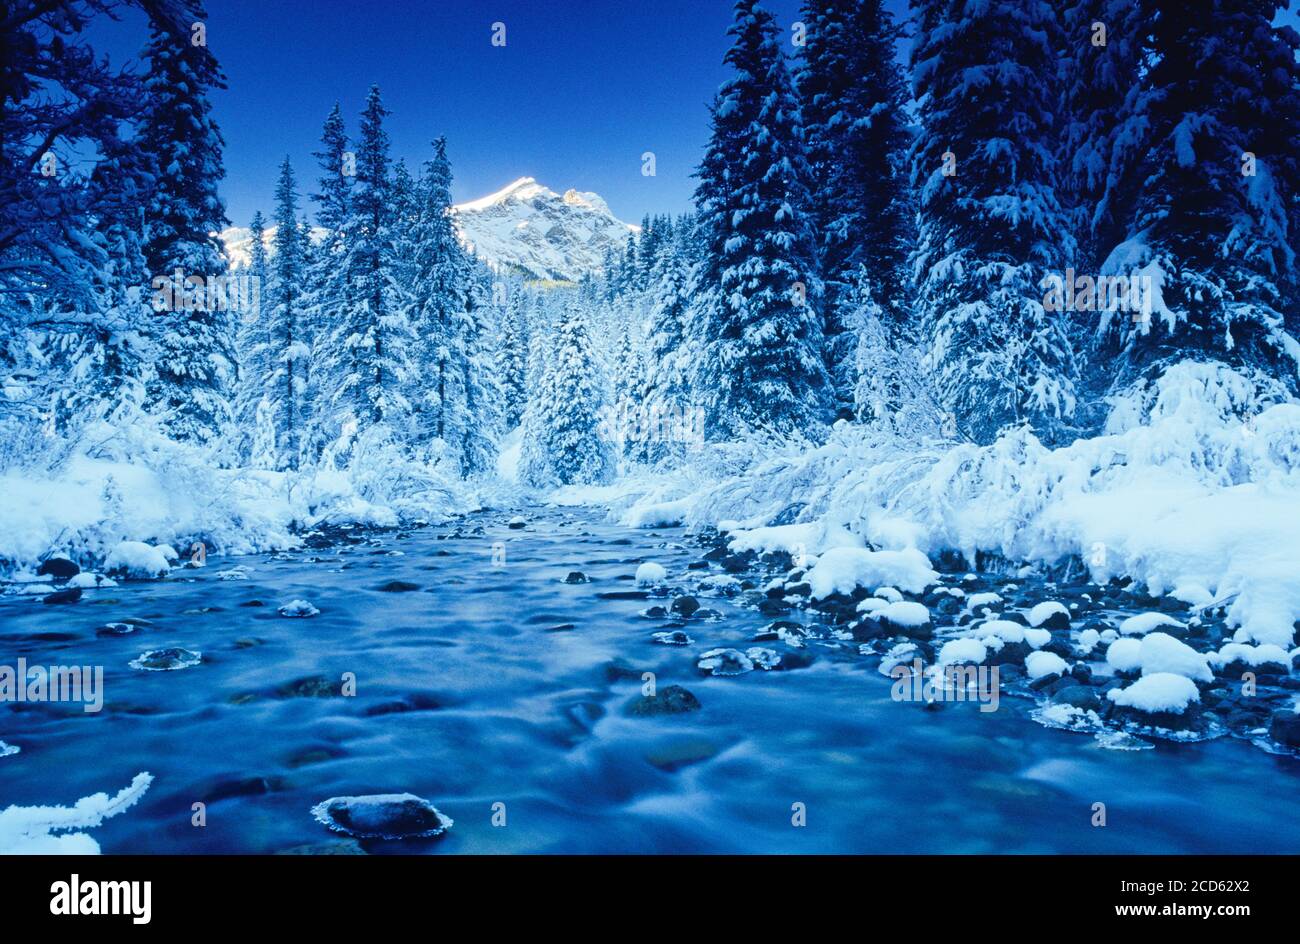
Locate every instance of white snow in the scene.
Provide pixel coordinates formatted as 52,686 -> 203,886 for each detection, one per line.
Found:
1076,628 -> 1101,654
879,600 -> 930,628
1106,673 -> 1201,714
804,547 -> 937,599
103,541 -> 172,579
635,562 -> 667,587
1028,601 -> 1070,627
1119,612 -> 1186,636
1025,650 -> 1069,679
1208,642 -> 1291,669
938,638 -> 987,665
1106,637 -> 1143,673
0,773 -> 152,854
1135,632 -> 1213,682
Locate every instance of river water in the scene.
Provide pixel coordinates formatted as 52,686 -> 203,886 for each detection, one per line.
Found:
2,506 -> 1298,853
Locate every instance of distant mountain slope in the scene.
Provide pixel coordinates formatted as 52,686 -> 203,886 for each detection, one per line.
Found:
220,177 -> 635,282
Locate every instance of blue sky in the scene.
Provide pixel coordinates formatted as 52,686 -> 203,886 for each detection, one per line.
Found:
93,0 -> 1295,229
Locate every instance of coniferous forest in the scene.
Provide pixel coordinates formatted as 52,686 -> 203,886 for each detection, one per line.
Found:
3,0 -> 1300,870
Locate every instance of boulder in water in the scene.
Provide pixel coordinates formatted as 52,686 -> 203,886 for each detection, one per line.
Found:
37,557 -> 79,580
624,684 -> 702,716
42,587 -> 81,605
278,599 -> 320,618
129,648 -> 202,671
311,793 -> 452,839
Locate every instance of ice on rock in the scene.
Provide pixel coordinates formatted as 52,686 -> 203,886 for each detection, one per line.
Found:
311,793 -> 452,840
278,599 -> 320,618
104,541 -> 173,579
1107,673 -> 1201,714
635,562 -> 667,587
1025,650 -> 1069,679
651,630 -> 694,646
1136,632 -> 1212,682
746,647 -> 781,670
129,648 -> 202,671
0,741 -> 18,759
1119,612 -> 1186,636
697,648 -> 755,676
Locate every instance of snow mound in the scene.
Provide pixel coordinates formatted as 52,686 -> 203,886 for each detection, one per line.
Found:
1106,638 -> 1143,673
879,600 -> 930,628
1107,673 -> 1201,714
1026,650 -> 1069,679
1136,632 -> 1213,682
1119,612 -> 1185,636
104,541 -> 172,579
939,638 -> 987,665
635,562 -> 667,587
805,547 -> 937,599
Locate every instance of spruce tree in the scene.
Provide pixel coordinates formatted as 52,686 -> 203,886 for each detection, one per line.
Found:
318,85 -> 412,447
1096,0 -> 1300,398
498,292 -> 530,428
263,158 -> 309,469
693,0 -> 830,438
796,0 -> 914,410
519,305 -> 613,487
232,210 -> 270,460
909,0 -> 1079,445
139,0 -> 235,445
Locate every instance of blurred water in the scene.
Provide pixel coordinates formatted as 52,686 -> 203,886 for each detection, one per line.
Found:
1,507 -> 1297,854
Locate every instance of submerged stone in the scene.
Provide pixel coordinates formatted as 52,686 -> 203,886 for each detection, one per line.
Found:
311,793 -> 453,839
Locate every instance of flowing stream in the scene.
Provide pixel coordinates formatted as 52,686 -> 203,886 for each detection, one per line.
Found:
2,505 -> 1298,853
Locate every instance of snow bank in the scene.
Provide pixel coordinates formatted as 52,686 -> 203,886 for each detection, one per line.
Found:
0,773 -> 152,854
617,363 -> 1300,649
805,547 -> 937,599
0,420 -> 479,576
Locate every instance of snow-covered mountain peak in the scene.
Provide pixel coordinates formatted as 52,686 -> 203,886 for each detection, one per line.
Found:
220,177 -> 636,283
452,177 -> 636,282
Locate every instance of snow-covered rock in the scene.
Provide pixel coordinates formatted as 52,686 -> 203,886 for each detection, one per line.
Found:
1025,650 -> 1069,680
310,793 -> 452,840
1027,601 -> 1070,629
1136,632 -> 1213,682
1119,612 -> 1186,636
103,541 -> 172,579
805,547 -> 937,599
1107,673 -> 1201,714
1106,638 -> 1143,674
635,562 -> 667,587
938,638 -> 987,665
278,599 -> 320,618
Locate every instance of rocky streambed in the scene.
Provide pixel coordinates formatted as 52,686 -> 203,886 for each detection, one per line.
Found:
1,506 -> 1298,853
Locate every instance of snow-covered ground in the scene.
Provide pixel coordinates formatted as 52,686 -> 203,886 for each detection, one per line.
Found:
601,364 -> 1300,651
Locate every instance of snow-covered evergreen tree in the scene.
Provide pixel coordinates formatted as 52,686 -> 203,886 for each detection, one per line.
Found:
909,0 -> 1079,445
1095,0 -> 1300,399
317,85 -> 413,452
232,210 -> 269,460
796,0 -> 914,409
139,0 -> 235,445
261,158 -> 310,470
302,103 -> 352,461
693,0 -> 831,439
404,138 -> 498,473
498,291 -> 530,428
519,305 -> 613,487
